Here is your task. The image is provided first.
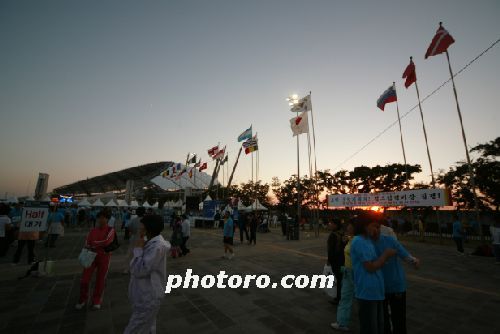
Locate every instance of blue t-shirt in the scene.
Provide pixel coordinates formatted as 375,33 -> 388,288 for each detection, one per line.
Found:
373,235 -> 410,294
351,235 -> 385,300
50,212 -> 65,223
452,221 -> 462,238
223,218 -> 234,237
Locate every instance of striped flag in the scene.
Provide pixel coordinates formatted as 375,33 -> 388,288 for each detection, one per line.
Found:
425,23 -> 455,59
245,145 -> 258,154
376,85 -> 397,111
237,126 -> 252,142
290,95 -> 312,113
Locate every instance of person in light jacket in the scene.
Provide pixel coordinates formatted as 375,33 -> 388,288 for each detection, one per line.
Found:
124,214 -> 171,334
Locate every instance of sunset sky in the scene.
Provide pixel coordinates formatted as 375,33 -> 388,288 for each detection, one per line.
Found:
1,0 -> 499,196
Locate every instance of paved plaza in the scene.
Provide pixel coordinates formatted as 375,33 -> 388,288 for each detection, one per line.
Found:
0,226 -> 499,334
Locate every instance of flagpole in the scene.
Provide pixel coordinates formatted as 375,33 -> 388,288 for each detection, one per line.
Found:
393,82 -> 410,187
296,109 -> 301,227
227,147 -> 242,189
309,91 -> 320,237
445,48 -> 482,240
411,63 -> 443,242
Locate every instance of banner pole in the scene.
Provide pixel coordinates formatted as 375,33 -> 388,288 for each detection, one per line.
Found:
309,91 -> 320,237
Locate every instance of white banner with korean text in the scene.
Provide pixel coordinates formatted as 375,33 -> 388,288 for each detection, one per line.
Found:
327,188 -> 452,207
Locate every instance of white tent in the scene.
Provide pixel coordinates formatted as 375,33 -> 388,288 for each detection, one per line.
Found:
130,200 -> 139,208
152,202 -> 159,209
248,199 -> 268,211
92,199 -> 105,207
105,199 -> 118,207
198,202 -> 204,210
143,201 -> 151,208
237,200 -> 248,211
204,195 -> 212,202
117,199 -> 129,208
78,198 -> 92,207
173,200 -> 183,207
7,196 -> 18,204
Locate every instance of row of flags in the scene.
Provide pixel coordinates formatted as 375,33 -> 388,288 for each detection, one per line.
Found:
377,23 -> 456,110
161,155 -> 208,181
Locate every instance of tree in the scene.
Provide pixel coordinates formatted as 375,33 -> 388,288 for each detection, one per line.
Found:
438,137 -> 500,211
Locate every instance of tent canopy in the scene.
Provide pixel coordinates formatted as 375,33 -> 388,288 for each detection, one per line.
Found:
117,199 -> 129,207
105,199 -> 118,207
78,198 -> 92,207
130,200 -> 139,208
143,201 -> 151,208
248,199 -> 268,211
92,199 -> 104,207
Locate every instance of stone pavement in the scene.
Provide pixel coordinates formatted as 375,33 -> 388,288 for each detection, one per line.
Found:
0,227 -> 499,334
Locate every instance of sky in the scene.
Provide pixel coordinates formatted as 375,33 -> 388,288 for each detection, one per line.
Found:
0,0 -> 499,197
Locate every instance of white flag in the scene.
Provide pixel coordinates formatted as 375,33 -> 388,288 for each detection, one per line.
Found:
290,94 -> 312,113
290,111 -> 309,136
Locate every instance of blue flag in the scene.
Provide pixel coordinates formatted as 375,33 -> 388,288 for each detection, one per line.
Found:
237,126 -> 252,142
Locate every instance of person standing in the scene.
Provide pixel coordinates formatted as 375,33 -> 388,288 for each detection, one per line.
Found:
327,219 -> 345,304
124,214 -> 170,334
373,224 -> 420,334
46,205 -> 65,248
75,209 -> 116,310
0,204 -> 13,257
452,214 -> 465,255
123,207 -> 145,273
239,213 -> 250,244
13,218 -> 39,265
181,214 -> 191,255
213,210 -> 221,229
490,219 -> 500,264
248,213 -> 257,245
223,211 -> 234,259
331,221 -> 355,332
351,214 -> 396,334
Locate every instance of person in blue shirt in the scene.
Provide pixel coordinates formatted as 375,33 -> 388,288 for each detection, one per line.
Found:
223,211 -> 234,259
452,214 -> 464,255
372,224 -> 420,334
351,214 -> 397,334
46,205 -> 65,247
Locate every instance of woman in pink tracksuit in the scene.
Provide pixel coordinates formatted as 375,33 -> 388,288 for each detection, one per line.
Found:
75,209 -> 116,310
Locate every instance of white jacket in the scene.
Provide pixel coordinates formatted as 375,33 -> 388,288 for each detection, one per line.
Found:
128,235 -> 171,307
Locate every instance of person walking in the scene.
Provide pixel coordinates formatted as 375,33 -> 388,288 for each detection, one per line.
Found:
327,218 -> 345,304
331,221 -> 355,332
452,214 -> 465,255
124,214 -> 171,334
223,211 -> 234,259
75,209 -> 116,310
46,205 -> 65,248
213,210 -> 221,229
351,214 -> 397,334
181,214 -> 191,255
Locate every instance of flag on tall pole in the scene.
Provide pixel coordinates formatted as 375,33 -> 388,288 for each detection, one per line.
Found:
425,22 -> 482,240
403,56 -> 443,241
237,126 -> 252,142
376,85 -> 397,111
290,111 -> 309,136
402,58 -> 417,88
213,146 -> 226,160
290,95 -> 312,113
199,162 -> 207,172
208,145 -> 219,157
425,23 -> 455,59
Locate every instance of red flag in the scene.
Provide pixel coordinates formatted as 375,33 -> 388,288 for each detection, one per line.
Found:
402,58 -> 416,88
207,145 -> 219,156
199,162 -> 207,172
425,23 -> 455,59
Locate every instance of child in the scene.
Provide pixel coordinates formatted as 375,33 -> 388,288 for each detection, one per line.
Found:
124,214 -> 171,334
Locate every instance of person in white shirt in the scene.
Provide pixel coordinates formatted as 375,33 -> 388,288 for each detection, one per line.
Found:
0,204 -> 13,257
181,214 -> 191,256
124,214 -> 170,334
123,207 -> 145,274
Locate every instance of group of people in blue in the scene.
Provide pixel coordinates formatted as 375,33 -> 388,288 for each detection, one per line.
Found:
327,212 -> 420,333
